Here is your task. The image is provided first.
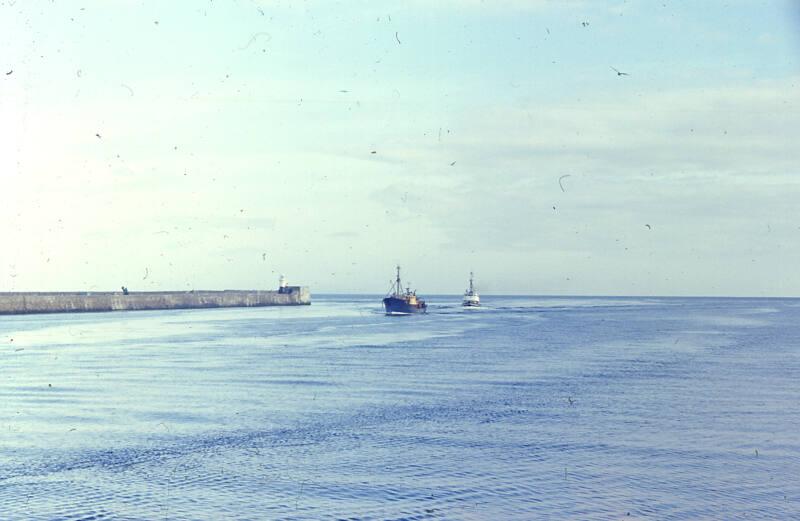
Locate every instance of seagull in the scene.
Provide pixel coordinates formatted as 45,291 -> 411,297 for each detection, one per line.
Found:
611,66 -> 629,76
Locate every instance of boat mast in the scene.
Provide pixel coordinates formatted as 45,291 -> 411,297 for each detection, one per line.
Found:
469,271 -> 474,293
396,265 -> 401,295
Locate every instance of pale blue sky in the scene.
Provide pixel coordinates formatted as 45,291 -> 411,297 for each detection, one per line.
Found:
1,1 -> 799,295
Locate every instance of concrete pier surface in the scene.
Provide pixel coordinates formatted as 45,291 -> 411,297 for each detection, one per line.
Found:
0,287 -> 310,315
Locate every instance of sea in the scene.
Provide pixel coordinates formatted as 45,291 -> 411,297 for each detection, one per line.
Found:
1,295 -> 799,520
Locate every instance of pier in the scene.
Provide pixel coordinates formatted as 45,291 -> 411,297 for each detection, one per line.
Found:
0,287 -> 310,315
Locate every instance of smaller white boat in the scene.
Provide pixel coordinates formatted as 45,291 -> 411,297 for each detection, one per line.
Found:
462,271 -> 480,307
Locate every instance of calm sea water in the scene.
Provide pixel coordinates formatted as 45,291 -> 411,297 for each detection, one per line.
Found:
1,295 -> 799,520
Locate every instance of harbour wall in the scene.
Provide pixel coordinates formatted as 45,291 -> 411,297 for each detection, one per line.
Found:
0,287 -> 310,315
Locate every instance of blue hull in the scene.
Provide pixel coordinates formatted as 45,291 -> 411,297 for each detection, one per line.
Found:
383,296 -> 426,315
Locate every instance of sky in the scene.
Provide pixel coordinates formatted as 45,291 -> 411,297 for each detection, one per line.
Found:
1,0 -> 799,296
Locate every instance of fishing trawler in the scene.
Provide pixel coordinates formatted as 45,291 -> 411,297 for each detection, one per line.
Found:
383,266 -> 427,315
462,271 -> 480,307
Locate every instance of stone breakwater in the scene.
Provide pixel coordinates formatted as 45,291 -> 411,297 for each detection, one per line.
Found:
0,287 -> 310,315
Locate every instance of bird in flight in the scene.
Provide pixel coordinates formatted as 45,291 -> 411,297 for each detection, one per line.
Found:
611,66 -> 629,76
